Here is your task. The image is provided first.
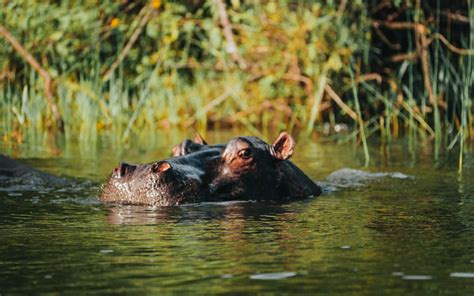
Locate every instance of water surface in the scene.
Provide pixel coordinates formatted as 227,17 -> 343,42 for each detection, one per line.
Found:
1,132 -> 473,294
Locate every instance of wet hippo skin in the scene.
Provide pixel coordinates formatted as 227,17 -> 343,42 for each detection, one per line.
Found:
171,133 -> 225,157
0,154 -> 67,187
100,132 -> 321,206
218,133 -> 321,201
100,148 -> 223,206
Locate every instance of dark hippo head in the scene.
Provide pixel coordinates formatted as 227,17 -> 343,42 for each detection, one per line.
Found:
172,132 -> 321,202
209,132 -> 321,201
100,148 -> 221,206
100,132 -> 321,206
172,133 -> 224,157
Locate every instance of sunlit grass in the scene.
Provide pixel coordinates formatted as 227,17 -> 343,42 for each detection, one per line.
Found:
0,1 -> 472,171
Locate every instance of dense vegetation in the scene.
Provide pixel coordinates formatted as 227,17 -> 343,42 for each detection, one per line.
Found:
0,0 -> 472,169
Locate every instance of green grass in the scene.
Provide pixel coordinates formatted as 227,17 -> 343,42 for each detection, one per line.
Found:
0,1 -> 472,171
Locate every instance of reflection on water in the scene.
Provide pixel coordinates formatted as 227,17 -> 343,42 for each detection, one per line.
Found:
0,131 -> 473,294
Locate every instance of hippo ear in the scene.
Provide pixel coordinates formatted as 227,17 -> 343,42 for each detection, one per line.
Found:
172,139 -> 193,157
194,132 -> 208,145
172,142 -> 186,157
151,161 -> 171,173
271,132 -> 295,160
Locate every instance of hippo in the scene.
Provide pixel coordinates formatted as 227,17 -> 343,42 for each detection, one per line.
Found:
171,133 -> 224,157
0,154 -> 68,188
172,132 -> 322,201
100,148 -> 222,206
100,132 -> 321,206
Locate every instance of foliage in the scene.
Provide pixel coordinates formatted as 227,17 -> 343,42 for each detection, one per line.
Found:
0,0 -> 472,168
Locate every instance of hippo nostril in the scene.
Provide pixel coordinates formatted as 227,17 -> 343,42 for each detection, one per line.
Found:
151,161 -> 171,174
118,162 -> 136,177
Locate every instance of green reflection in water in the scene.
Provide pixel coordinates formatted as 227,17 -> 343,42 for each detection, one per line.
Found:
0,131 -> 473,294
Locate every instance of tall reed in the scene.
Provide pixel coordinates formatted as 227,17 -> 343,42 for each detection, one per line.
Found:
0,1 -> 472,168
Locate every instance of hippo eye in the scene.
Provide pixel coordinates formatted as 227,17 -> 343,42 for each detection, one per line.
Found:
238,149 -> 252,159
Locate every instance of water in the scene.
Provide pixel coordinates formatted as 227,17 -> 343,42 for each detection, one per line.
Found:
1,131 -> 474,294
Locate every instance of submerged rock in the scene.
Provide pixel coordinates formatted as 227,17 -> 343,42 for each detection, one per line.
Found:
324,168 -> 413,188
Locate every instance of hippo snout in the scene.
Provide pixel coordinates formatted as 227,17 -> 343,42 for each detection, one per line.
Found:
111,161 -> 173,180
101,158 -> 205,206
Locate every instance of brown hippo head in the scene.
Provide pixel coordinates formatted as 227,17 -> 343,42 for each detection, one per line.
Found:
100,148 -> 221,206
100,132 -> 320,206
172,132 -> 321,202
209,132 -> 321,201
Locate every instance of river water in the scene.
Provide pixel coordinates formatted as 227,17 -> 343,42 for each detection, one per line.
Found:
1,131 -> 473,294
